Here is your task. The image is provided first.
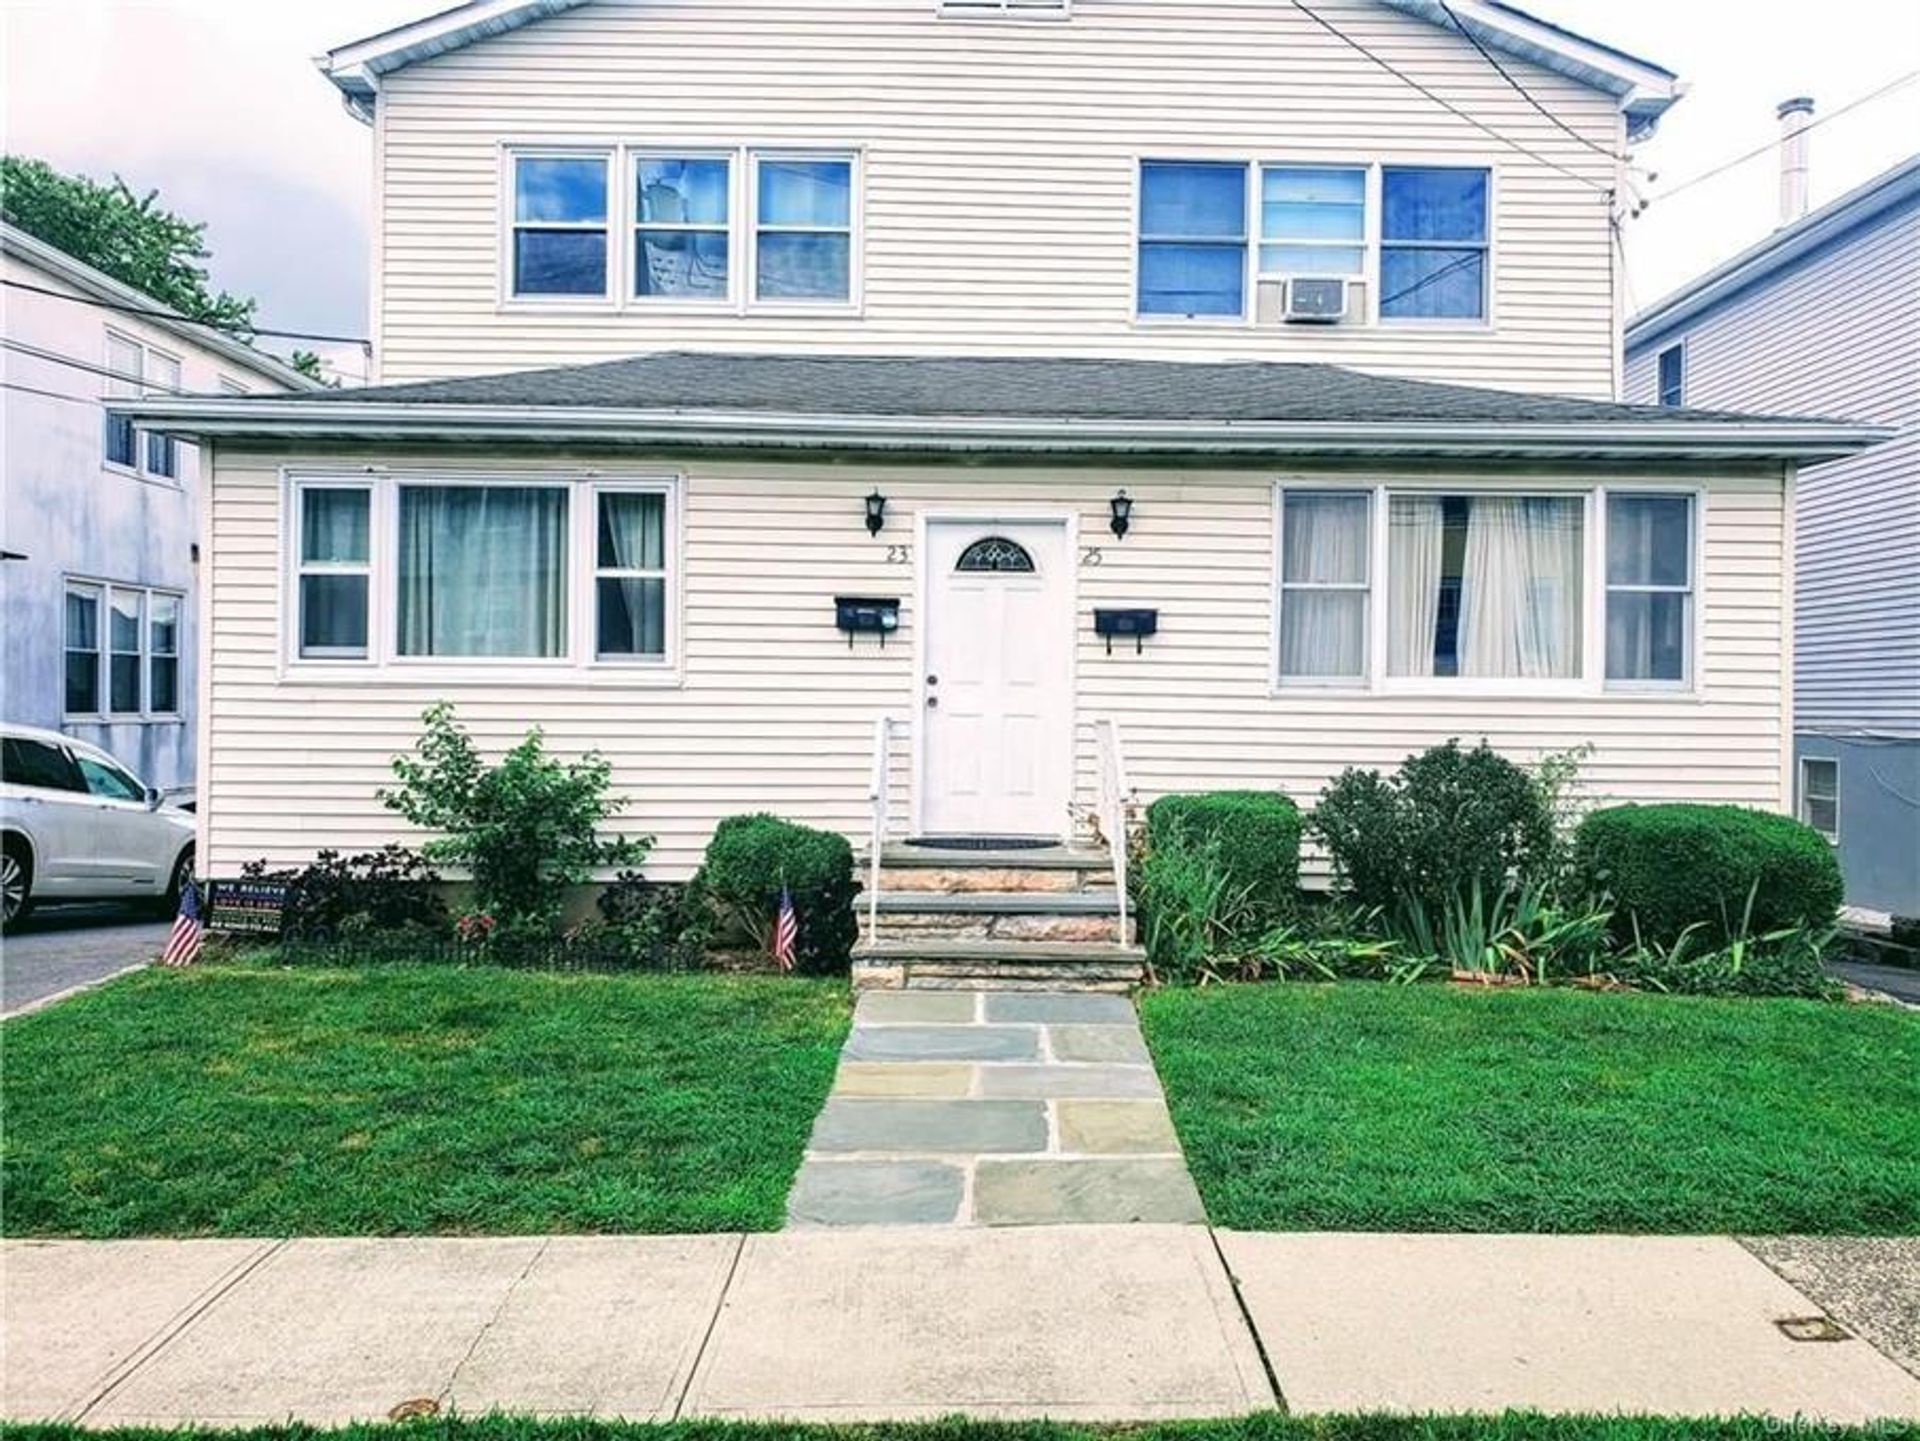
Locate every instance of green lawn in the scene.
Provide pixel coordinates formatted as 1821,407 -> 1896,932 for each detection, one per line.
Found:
0,1414 -> 1903,1441
1140,983 -> 1920,1235
1,965 -> 850,1237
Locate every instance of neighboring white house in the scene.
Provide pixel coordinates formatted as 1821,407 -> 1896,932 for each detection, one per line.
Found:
120,0 -> 1883,982
1,223 -> 314,794
1625,140 -> 1920,920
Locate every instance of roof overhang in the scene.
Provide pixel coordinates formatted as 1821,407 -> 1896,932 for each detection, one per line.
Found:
112,395 -> 1885,465
2,225 -> 321,392
1376,0 -> 1682,139
320,0 -> 1682,137
1627,153 -> 1920,352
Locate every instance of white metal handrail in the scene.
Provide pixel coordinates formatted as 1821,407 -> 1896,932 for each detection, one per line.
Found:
1095,717 -> 1134,945
867,715 -> 905,940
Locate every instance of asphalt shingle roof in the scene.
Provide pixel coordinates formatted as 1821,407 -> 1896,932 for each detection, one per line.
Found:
294,351 -> 1798,427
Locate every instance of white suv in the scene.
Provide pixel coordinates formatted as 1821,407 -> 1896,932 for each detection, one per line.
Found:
1,724 -> 196,930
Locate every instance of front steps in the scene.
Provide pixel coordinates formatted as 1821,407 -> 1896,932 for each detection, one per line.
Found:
853,843 -> 1146,991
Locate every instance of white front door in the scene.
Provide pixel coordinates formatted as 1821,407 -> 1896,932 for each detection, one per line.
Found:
920,518 -> 1073,838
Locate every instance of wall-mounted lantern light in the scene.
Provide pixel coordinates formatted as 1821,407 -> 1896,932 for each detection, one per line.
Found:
865,489 -> 888,537
1109,489 -> 1133,540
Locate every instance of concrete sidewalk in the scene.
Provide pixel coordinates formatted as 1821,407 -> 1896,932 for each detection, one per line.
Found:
6,1229 -> 1918,1427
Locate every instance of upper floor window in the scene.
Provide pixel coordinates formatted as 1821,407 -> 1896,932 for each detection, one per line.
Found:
1380,167 -> 1489,321
938,0 -> 1070,15
1657,345 -> 1685,407
102,332 -> 184,479
754,156 -> 855,303
511,153 -> 611,297
508,146 -> 856,308
635,156 -> 732,301
1259,167 -> 1366,279
1137,161 -> 1247,319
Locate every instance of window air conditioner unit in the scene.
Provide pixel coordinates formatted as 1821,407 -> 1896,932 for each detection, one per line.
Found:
1283,277 -> 1351,324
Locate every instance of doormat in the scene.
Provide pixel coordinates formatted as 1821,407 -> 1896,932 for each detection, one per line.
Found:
904,836 -> 1057,851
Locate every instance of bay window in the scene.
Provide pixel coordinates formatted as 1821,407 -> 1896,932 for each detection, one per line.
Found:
510,153 -> 611,297
1137,161 -> 1248,318
1275,486 -> 1698,691
1381,167 -> 1489,320
289,474 -> 679,675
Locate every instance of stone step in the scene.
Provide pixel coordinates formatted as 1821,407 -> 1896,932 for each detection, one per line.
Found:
874,891 -> 1120,915
872,844 -> 1118,896
851,939 -> 1148,993
865,890 -> 1127,945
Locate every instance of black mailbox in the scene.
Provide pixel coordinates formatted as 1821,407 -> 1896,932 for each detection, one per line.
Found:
1094,607 -> 1159,655
835,595 -> 901,647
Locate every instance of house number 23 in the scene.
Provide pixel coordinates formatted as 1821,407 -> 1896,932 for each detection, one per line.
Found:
885,544 -> 912,564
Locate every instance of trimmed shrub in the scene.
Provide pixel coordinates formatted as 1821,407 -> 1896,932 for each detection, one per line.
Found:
1311,740 -> 1554,916
1572,803 -> 1843,948
1145,790 -> 1302,931
240,846 -> 449,941
694,814 -> 858,974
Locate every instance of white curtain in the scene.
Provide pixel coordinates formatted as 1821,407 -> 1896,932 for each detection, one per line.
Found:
1279,493 -> 1369,678
1387,495 -> 1445,676
398,486 -> 567,657
1458,496 -> 1582,678
597,492 -> 666,657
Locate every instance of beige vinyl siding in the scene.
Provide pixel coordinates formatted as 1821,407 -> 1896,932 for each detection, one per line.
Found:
371,0 -> 1622,395
203,446 -> 1783,879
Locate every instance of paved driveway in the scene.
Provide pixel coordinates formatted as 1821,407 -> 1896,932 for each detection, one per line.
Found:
1831,960 -> 1920,1006
2,906 -> 165,1016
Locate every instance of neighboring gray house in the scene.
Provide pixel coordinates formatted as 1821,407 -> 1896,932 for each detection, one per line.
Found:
1626,140 -> 1920,920
1,223 -> 314,793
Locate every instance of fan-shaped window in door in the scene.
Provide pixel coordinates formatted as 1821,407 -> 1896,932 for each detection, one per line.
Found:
955,536 -> 1035,573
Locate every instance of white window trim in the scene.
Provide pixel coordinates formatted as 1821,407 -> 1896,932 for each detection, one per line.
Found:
1133,158 -> 1253,324
1256,163 -> 1370,283
1274,489 -> 1373,687
280,468 -> 686,687
747,149 -> 863,312
1378,164 -> 1495,328
1133,158 -> 1497,330
1269,479 -> 1703,700
62,576 -> 185,722
501,147 -> 616,305
1798,756 -> 1840,842
937,0 -> 1072,18
292,478 -> 374,661
630,148 -> 739,309
499,144 -> 864,314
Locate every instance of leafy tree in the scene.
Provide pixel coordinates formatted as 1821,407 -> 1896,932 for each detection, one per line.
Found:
0,155 -> 256,334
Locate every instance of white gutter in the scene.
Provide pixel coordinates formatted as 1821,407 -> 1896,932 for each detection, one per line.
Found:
113,396 -> 1888,463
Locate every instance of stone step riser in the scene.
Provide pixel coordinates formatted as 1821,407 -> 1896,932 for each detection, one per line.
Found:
853,960 -> 1144,992
863,913 -> 1129,945
877,866 -> 1116,895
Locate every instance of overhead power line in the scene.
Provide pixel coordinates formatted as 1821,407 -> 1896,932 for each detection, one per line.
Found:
1288,0 -> 1611,197
1646,70 -> 1920,207
3,337 -> 192,393
1,277 -> 372,352
1436,0 -> 1631,164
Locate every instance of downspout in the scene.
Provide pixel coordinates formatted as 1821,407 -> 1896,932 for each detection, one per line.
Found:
1779,460 -> 1798,815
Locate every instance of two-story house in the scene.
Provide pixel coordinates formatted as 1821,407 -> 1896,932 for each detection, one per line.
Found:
2,222 -> 313,794
1626,140 -> 1920,922
120,0 -> 1883,985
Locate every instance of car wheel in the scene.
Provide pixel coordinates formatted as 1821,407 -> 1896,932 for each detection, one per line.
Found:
1,841 -> 33,932
153,845 -> 195,918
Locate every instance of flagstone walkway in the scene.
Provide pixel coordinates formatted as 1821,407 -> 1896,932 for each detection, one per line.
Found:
785,990 -> 1205,1227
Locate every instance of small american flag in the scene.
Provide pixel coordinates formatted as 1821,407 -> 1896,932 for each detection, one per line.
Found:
160,877 -> 203,968
772,885 -> 798,972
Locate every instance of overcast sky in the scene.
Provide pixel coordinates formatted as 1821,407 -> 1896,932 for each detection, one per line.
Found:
4,0 -> 1917,382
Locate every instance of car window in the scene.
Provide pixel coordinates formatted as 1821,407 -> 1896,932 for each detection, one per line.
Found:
2,737 -> 85,792
75,753 -> 146,802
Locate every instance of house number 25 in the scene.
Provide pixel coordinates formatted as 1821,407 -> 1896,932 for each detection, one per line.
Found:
1080,546 -> 1105,566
